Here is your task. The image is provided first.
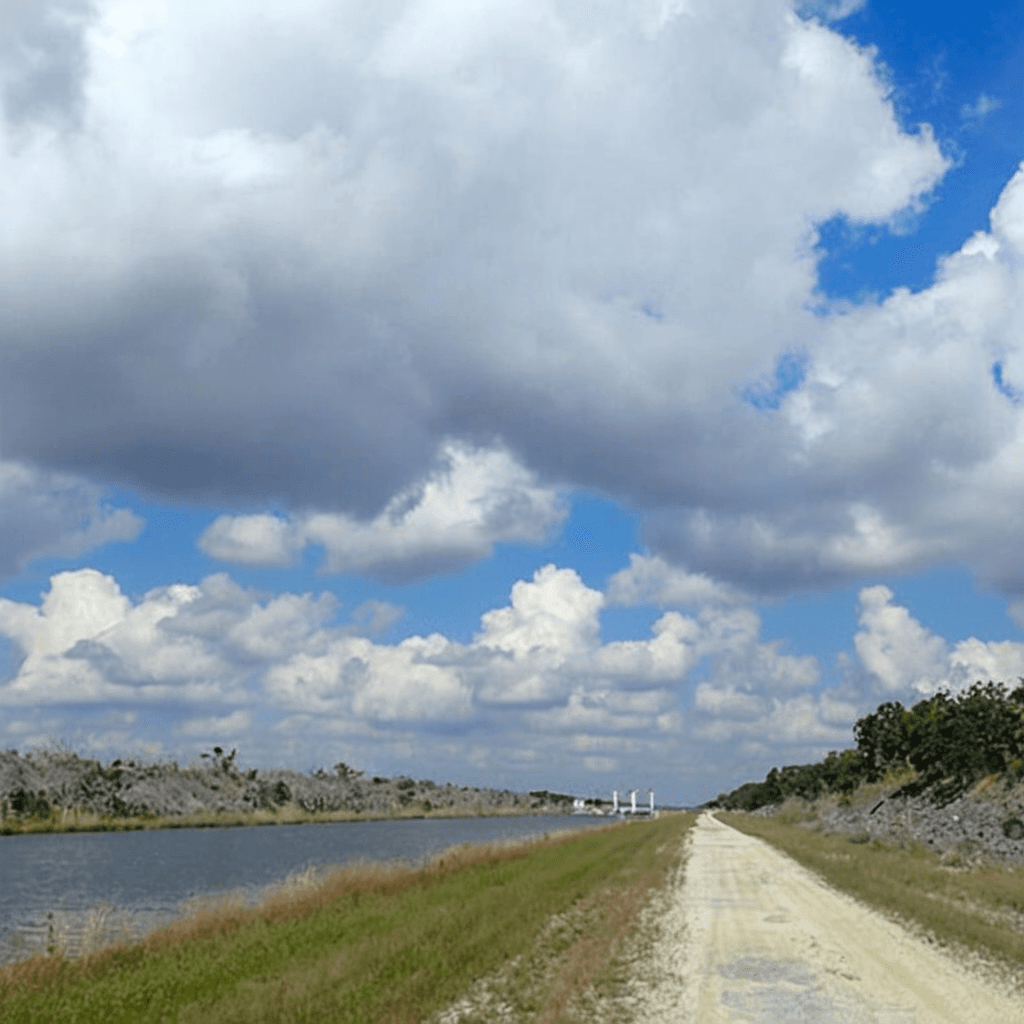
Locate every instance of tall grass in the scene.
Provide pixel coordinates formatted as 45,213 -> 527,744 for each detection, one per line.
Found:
722,812 -> 1024,979
0,814 -> 694,1024
0,802 -> 554,837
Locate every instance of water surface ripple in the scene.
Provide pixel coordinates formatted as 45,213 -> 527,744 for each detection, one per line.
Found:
0,814 -> 611,963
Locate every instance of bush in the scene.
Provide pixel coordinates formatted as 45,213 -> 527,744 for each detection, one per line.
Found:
8,788 -> 51,820
712,679 -> 1024,812
1002,818 -> 1024,841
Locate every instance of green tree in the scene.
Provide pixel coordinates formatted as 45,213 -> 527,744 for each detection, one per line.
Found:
853,701 -> 910,779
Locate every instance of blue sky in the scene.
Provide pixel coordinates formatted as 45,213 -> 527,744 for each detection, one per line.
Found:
2,0 -> 1024,805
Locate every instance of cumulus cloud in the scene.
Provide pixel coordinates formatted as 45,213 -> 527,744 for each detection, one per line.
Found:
198,444 -> 566,582
198,514 -> 295,569
0,561 -> 850,793
0,460 -> 143,579
0,0 -> 962,595
853,584 -> 1024,696
854,584 -> 949,693
605,554 -> 744,607
648,163 -> 1024,597
8,561 -> 1024,795
685,602 -> 837,750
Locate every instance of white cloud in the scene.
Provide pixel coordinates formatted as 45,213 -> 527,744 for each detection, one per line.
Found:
949,638 -> 1024,689
348,601 -> 404,637
265,633 -> 473,723
0,570 -> 329,705
797,0 -> 867,22
0,0 -> 956,594
853,584 -> 1024,696
178,709 -> 251,738
693,689 -> 853,747
695,682 -> 765,719
686,601 -> 829,750
199,444 -> 566,582
594,613 -> 701,683
648,163 -> 1024,597
0,460 -> 143,579
961,94 -> 1001,121
0,561 -> 835,791
760,693 -> 855,745
854,584 -> 949,694
476,564 -> 603,659
605,554 -> 743,607
7,559 -> 1024,797
198,514 -> 295,568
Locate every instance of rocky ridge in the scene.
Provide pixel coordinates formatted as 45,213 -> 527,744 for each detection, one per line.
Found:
757,774 -> 1024,866
0,747 -> 575,827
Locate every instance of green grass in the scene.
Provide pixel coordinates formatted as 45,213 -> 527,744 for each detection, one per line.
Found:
721,812 -> 1024,976
0,814 -> 694,1024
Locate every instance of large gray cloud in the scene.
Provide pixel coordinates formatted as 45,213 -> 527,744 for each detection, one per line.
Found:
0,0 -> 92,127
9,0 -> 1024,597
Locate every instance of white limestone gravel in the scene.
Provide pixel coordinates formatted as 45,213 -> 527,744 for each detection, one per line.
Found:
627,812 -> 1024,1024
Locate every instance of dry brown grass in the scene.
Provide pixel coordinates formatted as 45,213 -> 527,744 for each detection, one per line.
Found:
0,839 -> 539,997
0,819 -> 696,1024
1,801 -> 555,837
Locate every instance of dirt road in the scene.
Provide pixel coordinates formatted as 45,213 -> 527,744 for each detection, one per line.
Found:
631,812 -> 1023,1023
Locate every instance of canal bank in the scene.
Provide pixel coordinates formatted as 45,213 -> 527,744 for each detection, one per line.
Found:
0,813 -> 694,1024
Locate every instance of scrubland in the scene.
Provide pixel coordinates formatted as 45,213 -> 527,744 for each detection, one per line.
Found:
0,746 -> 583,835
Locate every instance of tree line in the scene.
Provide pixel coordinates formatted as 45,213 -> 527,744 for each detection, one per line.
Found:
709,680 -> 1024,811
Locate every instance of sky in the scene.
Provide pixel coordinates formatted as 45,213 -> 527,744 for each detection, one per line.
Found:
1,0 -> 1024,806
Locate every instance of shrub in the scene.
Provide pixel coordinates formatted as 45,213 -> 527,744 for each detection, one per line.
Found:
8,788 -> 51,820
713,678 -> 1024,812
1002,818 -> 1024,841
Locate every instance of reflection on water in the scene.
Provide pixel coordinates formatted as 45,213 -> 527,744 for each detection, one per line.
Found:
0,815 -> 611,964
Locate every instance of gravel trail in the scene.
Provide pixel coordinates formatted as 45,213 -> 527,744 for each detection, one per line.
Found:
631,812 -> 1023,1023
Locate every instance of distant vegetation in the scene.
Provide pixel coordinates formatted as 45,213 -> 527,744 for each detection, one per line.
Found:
711,680 -> 1024,812
0,746 -> 575,834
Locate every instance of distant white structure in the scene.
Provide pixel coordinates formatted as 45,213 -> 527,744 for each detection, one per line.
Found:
609,787 -> 656,818
568,788 -> 657,817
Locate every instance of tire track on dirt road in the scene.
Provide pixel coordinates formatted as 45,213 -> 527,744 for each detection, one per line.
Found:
632,812 -> 1023,1023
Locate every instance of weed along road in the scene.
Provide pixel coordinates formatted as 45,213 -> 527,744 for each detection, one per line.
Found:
633,813 -> 1023,1023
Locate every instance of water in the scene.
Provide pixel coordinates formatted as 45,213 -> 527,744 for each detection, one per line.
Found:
0,815 -> 612,963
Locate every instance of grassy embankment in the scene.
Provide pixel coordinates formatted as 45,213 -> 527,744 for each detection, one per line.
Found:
0,803 -> 555,837
722,810 -> 1024,976
0,813 -> 694,1024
